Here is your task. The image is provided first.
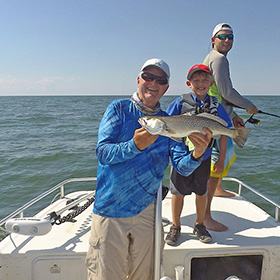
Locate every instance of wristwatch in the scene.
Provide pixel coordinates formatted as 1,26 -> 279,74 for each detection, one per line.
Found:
191,151 -> 204,162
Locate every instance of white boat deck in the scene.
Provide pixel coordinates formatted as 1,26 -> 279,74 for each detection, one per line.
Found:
163,192 -> 280,248
0,191 -> 93,253
0,191 -> 93,280
1,179 -> 280,279
162,192 -> 280,279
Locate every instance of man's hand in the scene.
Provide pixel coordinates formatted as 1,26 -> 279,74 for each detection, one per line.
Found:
133,127 -> 158,151
212,159 -> 224,175
232,115 -> 244,128
246,105 -> 258,115
188,128 -> 213,159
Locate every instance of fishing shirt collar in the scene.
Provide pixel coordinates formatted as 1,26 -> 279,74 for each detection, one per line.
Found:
131,92 -> 161,115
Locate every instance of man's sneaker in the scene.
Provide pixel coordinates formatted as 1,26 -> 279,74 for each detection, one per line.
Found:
193,224 -> 212,243
165,225 -> 181,246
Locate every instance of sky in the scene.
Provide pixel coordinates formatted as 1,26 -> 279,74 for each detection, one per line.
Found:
0,0 -> 279,96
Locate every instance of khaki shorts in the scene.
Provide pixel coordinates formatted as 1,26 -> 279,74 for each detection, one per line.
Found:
85,202 -> 164,280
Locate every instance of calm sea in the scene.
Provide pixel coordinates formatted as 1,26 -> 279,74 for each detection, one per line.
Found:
0,95 -> 279,239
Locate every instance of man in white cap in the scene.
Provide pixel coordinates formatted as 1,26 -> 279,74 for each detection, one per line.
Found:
204,23 -> 258,120
85,58 -> 213,280
203,23 -> 258,231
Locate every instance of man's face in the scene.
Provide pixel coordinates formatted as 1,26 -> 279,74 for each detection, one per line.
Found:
212,30 -> 233,55
137,67 -> 169,109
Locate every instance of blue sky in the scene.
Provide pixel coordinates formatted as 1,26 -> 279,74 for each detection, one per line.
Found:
0,0 -> 279,96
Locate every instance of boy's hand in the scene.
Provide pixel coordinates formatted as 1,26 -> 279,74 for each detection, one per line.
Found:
189,128 -> 213,159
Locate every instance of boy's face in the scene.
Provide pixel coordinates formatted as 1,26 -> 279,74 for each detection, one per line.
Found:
186,72 -> 212,101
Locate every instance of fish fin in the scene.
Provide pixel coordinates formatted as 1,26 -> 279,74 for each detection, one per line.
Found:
181,112 -> 194,116
232,127 -> 251,148
161,125 -> 179,140
196,112 -> 228,127
164,126 -> 177,134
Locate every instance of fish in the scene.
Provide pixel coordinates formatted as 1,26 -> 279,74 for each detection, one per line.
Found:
138,112 -> 251,148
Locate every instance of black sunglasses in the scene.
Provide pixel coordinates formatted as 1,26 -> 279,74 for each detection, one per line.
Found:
141,72 -> 169,85
215,34 -> 234,40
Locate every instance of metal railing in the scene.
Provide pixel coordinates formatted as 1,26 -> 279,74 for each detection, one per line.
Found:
0,177 -> 97,233
223,177 -> 280,221
1,176 -> 279,233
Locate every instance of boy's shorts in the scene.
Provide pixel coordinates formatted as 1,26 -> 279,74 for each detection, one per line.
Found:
170,156 -> 211,196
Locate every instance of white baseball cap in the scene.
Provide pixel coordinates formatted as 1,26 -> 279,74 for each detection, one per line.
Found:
212,23 -> 233,37
141,58 -> 170,78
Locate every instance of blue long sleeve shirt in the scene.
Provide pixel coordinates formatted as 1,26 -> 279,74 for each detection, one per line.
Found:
93,98 -> 201,218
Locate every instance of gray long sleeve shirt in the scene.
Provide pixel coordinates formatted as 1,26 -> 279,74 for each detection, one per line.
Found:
204,50 -> 254,118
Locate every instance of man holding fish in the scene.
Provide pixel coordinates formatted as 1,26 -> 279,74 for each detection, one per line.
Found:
86,58 -> 213,280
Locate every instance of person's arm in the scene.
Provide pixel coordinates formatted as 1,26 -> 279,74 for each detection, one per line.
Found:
96,101 -> 143,165
211,53 -> 256,112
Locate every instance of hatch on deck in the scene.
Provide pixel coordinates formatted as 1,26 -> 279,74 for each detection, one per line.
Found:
190,253 -> 264,280
32,255 -> 87,280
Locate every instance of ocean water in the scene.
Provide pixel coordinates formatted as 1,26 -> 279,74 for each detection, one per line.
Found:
0,95 -> 279,239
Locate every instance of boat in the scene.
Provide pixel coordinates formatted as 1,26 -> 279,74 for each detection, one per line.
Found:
0,177 -> 280,280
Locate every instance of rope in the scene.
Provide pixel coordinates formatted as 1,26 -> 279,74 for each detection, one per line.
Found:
50,195 -> 95,225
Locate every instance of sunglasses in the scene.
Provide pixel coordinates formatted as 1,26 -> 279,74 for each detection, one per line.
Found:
215,34 -> 234,40
141,72 -> 169,85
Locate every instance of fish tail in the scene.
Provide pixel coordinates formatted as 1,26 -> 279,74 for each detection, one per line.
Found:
232,127 -> 251,148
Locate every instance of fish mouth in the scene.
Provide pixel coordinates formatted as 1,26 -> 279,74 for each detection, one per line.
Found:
138,117 -> 147,126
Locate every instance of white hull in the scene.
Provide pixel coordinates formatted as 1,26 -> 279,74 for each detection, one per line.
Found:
1,177 -> 280,280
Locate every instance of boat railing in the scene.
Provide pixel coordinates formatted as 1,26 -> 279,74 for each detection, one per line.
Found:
1,176 -> 279,233
223,177 -> 280,221
0,177 -> 97,233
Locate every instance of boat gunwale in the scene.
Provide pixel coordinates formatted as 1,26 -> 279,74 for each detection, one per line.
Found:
223,177 -> 280,221
1,176 -> 279,234
0,177 -> 97,233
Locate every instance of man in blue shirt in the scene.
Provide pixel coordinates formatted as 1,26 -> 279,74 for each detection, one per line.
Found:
85,58 -> 213,280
